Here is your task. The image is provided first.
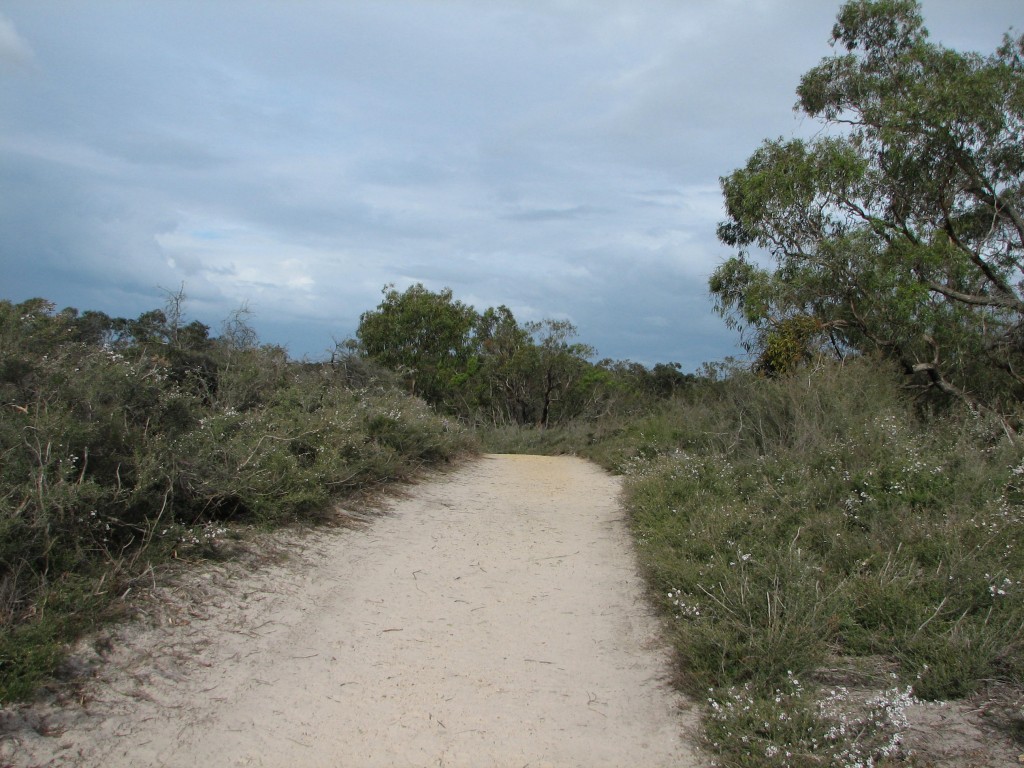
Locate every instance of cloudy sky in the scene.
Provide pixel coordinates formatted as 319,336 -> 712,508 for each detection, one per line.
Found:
1,1 -> 1019,369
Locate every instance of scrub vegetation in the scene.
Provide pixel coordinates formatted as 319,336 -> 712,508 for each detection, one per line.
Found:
2,0 -> 1023,765
0,294 -> 474,702
592,360 -> 1023,766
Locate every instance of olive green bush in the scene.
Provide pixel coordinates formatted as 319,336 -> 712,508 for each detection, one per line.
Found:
0,298 -> 475,701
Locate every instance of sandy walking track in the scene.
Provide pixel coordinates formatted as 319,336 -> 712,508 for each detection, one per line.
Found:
3,454 -> 701,767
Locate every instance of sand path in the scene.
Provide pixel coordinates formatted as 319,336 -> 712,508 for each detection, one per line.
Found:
2,454 -> 701,767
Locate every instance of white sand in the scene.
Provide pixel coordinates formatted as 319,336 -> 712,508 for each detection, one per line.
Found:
1,454 -> 701,767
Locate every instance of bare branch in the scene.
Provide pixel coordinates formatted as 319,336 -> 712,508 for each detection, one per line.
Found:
938,199 -> 1023,309
925,280 -> 1024,310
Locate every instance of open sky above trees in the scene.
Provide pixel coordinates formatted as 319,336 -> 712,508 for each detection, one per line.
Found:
1,1 -> 1019,369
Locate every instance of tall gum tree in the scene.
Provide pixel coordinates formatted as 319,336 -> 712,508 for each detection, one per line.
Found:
711,0 -> 1024,415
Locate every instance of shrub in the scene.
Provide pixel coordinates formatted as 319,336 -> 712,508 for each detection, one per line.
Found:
0,298 -> 477,701
522,356 -> 1024,765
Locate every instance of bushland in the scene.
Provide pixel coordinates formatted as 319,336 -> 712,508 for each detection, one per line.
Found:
0,298 -> 475,701
488,356 -> 1023,766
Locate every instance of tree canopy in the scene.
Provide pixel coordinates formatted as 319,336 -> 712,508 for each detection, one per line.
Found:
710,0 -> 1024,414
355,283 -> 685,426
356,284 -> 478,406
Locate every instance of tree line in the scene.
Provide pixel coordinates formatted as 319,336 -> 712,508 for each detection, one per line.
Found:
352,283 -> 695,427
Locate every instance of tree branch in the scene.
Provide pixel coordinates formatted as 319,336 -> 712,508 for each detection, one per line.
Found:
939,199 -> 1024,310
960,175 -> 1024,251
925,280 -> 1023,310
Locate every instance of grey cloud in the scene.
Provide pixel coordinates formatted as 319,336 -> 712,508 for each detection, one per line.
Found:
502,205 -> 605,223
100,133 -> 228,172
1,1 -> 1019,368
0,13 -> 33,72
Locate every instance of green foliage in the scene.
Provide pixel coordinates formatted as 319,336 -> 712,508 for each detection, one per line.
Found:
0,296 -> 475,702
533,354 -> 1022,765
357,284 -> 478,408
514,319 -> 597,428
357,284 -> 675,428
711,0 -> 1024,414
758,314 -> 823,376
0,576 -> 111,702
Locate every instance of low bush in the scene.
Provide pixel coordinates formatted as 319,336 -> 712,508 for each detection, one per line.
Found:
0,298 -> 476,702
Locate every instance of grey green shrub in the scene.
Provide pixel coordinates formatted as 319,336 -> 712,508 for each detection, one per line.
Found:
617,361 -> 1024,764
0,298 -> 475,701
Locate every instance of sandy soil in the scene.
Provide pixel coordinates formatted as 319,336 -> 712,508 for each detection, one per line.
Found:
0,454 -> 702,768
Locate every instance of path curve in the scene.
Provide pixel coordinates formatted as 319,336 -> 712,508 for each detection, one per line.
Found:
3,455 -> 701,767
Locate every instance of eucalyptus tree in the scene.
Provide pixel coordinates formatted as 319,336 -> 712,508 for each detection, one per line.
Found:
522,320 -> 597,428
356,284 -> 480,409
711,0 -> 1024,413
473,305 -> 533,424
